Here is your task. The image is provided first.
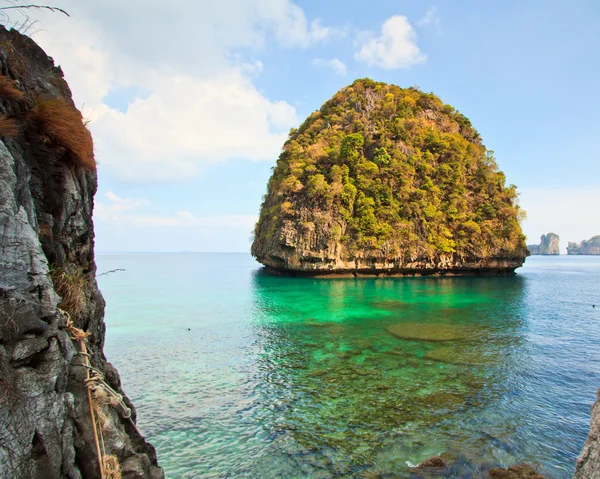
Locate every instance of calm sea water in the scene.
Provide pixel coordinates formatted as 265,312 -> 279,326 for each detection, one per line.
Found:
96,254 -> 600,479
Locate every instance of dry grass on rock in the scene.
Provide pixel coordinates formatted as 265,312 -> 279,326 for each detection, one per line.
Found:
50,266 -> 88,319
0,74 -> 24,101
0,115 -> 19,137
32,97 -> 95,170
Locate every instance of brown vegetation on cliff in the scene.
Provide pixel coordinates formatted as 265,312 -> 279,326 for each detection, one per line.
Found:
32,96 -> 95,170
0,115 -> 18,137
0,74 -> 24,101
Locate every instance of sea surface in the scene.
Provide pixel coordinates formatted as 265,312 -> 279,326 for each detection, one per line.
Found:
96,254 -> 600,479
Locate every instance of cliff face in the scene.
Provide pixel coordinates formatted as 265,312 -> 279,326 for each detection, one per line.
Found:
574,389 -> 600,478
0,27 -> 162,478
527,233 -> 560,255
567,235 -> 600,255
252,79 -> 527,276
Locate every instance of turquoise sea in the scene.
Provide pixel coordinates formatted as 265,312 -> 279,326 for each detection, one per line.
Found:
96,254 -> 600,478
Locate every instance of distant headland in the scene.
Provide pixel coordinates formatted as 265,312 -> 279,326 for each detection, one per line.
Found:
527,233 -> 560,255
567,235 -> 600,255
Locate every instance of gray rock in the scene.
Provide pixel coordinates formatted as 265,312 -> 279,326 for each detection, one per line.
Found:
527,232 -> 560,255
567,235 -> 600,255
0,26 -> 162,478
11,336 -> 49,362
574,388 -> 600,478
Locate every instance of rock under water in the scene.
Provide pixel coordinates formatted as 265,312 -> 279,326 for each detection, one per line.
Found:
387,322 -> 477,342
487,464 -> 545,478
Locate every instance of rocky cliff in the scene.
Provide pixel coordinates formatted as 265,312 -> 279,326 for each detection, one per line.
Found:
252,79 -> 528,276
0,27 -> 162,478
567,235 -> 600,255
574,388 -> 600,478
527,233 -> 560,255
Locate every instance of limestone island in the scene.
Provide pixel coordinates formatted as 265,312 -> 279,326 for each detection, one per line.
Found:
252,79 -> 527,276
567,235 -> 600,255
528,233 -> 560,255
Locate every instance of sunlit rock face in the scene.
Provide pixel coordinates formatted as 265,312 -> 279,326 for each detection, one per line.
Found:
252,79 -> 527,276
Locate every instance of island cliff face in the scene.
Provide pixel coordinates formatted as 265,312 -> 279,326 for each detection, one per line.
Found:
527,233 -> 560,255
567,235 -> 600,255
252,79 -> 527,275
574,389 -> 600,478
0,27 -> 162,478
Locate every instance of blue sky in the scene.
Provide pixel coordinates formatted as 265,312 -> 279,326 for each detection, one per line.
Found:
29,0 -> 600,252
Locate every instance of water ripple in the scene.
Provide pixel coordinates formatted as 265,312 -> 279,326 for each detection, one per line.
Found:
97,254 -> 600,478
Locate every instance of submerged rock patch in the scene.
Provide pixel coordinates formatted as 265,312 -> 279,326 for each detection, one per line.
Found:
424,345 -> 489,366
387,322 -> 476,342
487,464 -> 546,478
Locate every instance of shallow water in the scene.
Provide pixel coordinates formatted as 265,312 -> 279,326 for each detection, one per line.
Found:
97,254 -> 600,478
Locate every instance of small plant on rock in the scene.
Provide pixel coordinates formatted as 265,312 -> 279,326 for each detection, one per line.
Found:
50,265 -> 88,319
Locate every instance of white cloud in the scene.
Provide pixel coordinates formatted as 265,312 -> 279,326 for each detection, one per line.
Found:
259,2 -> 313,48
307,19 -> 346,44
94,190 -> 257,230
416,7 -> 440,28
519,186 -> 600,253
103,190 -> 150,212
94,190 -> 150,222
309,19 -> 333,43
354,15 -> 426,70
30,0 -> 340,181
238,59 -> 264,76
124,212 -> 258,229
260,4 -> 343,48
94,190 -> 258,251
312,58 -> 347,76
91,70 -> 296,180
34,17 -> 112,108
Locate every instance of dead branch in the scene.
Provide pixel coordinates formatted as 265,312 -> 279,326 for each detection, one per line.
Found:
96,269 -> 126,278
0,5 -> 69,17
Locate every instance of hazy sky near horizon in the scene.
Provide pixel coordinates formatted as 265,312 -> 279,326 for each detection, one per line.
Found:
25,0 -> 600,253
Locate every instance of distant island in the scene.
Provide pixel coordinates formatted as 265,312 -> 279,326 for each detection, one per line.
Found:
252,79 -> 527,276
567,235 -> 600,255
528,233 -> 560,255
